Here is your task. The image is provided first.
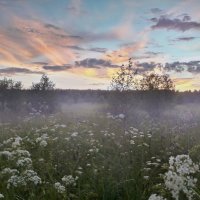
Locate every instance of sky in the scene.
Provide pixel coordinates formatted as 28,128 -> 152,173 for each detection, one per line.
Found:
0,0 -> 200,91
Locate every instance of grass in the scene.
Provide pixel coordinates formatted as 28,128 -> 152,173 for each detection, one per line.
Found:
0,109 -> 200,200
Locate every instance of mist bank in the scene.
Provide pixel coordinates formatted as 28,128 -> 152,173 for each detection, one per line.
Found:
1,89 -> 200,125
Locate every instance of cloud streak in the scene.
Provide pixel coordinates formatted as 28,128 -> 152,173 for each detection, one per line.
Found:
75,58 -> 119,68
151,15 -> 200,31
0,67 -> 42,74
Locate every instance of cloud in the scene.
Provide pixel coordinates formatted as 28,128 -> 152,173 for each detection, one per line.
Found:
134,62 -> 162,72
150,8 -> 163,14
151,15 -> 200,31
104,32 -> 149,63
32,62 -> 49,65
165,61 -> 200,73
0,13 -> 121,68
43,65 -> 72,71
44,23 -> 61,30
0,17 -> 80,66
173,36 -> 197,41
0,67 -> 42,74
65,45 -> 85,51
75,58 -> 119,68
66,45 -> 107,53
89,48 -> 107,53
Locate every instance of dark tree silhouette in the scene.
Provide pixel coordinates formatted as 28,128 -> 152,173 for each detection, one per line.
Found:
31,74 -> 55,91
110,58 -> 137,91
138,73 -> 174,91
0,78 -> 22,90
110,59 -> 174,91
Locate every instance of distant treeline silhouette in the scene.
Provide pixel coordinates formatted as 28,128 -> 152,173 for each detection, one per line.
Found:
0,62 -> 200,122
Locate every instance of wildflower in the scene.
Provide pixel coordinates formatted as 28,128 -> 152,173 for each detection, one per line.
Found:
143,176 -> 149,180
36,134 -> 49,143
13,150 -> 30,158
16,158 -> 32,167
0,194 -> 4,198
60,124 -> 66,128
38,158 -> 44,162
1,168 -> 19,175
148,194 -> 166,200
0,151 -> 12,159
118,114 -> 125,119
54,182 -> 66,193
130,140 -> 135,145
71,132 -> 78,137
7,175 -> 26,188
40,140 -> 47,147
23,170 -> 41,185
164,155 -> 199,200
62,175 -> 78,186
12,136 -> 22,148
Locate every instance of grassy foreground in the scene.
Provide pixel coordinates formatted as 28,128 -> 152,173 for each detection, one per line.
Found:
1,110 -> 200,200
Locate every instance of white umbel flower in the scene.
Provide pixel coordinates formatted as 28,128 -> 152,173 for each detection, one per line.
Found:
164,154 -> 199,200
62,175 -> 78,186
54,182 -> 66,193
148,194 -> 166,200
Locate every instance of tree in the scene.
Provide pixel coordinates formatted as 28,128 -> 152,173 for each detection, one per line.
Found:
138,73 -> 174,91
110,58 -> 137,91
31,74 -> 55,91
0,77 -> 22,90
110,59 -> 174,91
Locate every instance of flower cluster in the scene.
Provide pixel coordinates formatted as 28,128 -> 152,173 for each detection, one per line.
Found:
36,133 -> 49,147
148,194 -> 166,200
62,175 -> 78,186
164,154 -> 199,200
54,182 -> 66,194
0,136 -> 42,189
54,175 -> 78,194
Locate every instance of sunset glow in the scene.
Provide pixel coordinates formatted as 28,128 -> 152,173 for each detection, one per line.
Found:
0,0 -> 200,90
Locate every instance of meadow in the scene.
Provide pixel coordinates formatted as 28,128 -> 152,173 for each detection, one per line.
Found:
1,92 -> 200,200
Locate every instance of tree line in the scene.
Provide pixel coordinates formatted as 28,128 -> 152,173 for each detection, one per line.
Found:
0,59 -> 185,92
0,74 -> 55,91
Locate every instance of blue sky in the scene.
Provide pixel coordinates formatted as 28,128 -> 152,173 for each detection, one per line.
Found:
0,0 -> 200,90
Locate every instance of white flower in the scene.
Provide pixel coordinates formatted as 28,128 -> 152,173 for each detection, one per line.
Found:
130,140 -> 135,145
7,175 -> 26,188
13,150 -> 30,158
0,151 -> 12,159
0,194 -> 4,198
40,140 -> 47,147
164,154 -> 199,200
60,124 -> 66,128
62,175 -> 78,186
118,114 -> 125,119
38,158 -> 44,162
36,134 -> 49,144
1,168 -> 19,175
16,158 -> 32,167
71,132 -> 78,137
12,136 -> 22,148
148,194 -> 166,200
23,170 -> 41,185
54,182 -> 66,193
3,138 -> 13,145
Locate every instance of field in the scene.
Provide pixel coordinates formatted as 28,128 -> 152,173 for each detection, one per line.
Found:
1,100 -> 200,200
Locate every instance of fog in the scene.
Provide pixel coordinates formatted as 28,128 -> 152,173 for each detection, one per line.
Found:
1,90 -> 200,128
